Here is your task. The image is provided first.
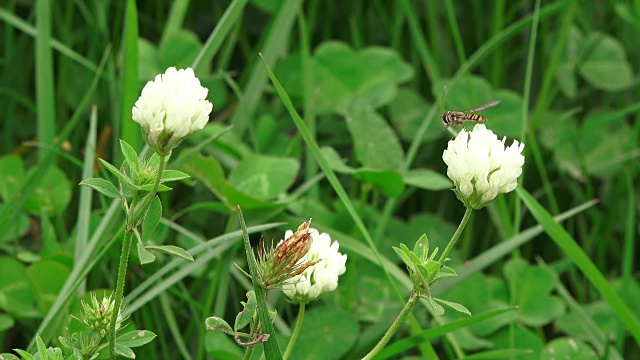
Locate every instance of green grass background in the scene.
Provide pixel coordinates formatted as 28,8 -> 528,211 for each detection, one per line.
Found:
0,0 -> 639,359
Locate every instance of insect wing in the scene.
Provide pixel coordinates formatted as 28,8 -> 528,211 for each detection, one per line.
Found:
463,100 -> 501,113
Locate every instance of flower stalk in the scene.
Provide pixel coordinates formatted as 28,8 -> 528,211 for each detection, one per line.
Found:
435,207 -> 473,276
362,291 -> 420,360
283,302 -> 306,360
108,155 -> 166,359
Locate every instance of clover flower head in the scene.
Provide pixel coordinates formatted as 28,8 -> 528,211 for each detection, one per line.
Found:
442,124 -> 525,209
282,228 -> 347,304
132,67 -> 213,155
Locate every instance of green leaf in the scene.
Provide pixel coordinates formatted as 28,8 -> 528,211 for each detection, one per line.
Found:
35,334 -> 48,360
504,257 -> 565,326
428,296 -> 445,316
26,260 -> 70,314
433,265 -> 457,280
0,155 -> 26,202
404,169 -> 452,191
160,170 -> 190,183
234,291 -> 257,331
119,139 -> 140,172
205,316 -> 234,335
115,343 -> 135,359
137,242 -> 156,265
0,353 -> 20,360
228,154 -> 299,201
0,204 -> 30,243
388,88 -> 442,143
554,27 -> 583,98
13,349 -> 35,360
148,153 -> 162,169
24,165 -> 72,216
98,159 -> 135,189
517,187 -> 640,345
142,197 -> 162,241
345,100 -> 404,170
117,330 -> 157,348
488,325 -> 544,360
413,234 -> 429,260
434,298 -> 471,316
0,313 -> 15,332
182,155 -> 275,210
159,30 -> 203,70
392,246 -> 415,271
432,75 -> 524,137
320,147 -> 405,197
313,41 -> 414,114
578,32 -> 633,91
286,306 -> 359,360
425,260 -> 440,278
145,245 -> 194,261
416,266 -> 430,288
139,183 -> 172,192
79,178 -> 121,198
540,337 -> 596,360
0,257 -> 37,317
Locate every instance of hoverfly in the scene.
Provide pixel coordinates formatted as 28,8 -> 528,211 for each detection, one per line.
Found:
442,100 -> 501,129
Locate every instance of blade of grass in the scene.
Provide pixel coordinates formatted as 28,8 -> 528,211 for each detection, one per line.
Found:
35,0 -> 56,162
539,259 -> 624,360
159,293 -> 193,360
237,208 -> 282,360
228,0 -> 301,136
297,7 -> 320,200
128,230 -> 277,317
0,47 -> 110,237
159,0 -> 189,49
261,55 -> 402,299
262,55 -> 440,358
513,0 -> 541,237
458,349 -> 533,360
404,0 -> 566,170
75,105 -> 98,296
118,0 -> 141,153
400,0 -> 441,81
375,0 -> 566,278
29,200 -> 121,350
377,308 -> 516,359
192,0 -> 250,75
0,7 -> 104,77
433,199 -> 598,296
618,170 -> 637,351
443,0 -> 466,64
517,187 -> 640,346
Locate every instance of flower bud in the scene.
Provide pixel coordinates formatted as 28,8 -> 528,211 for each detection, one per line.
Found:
282,228 -> 347,304
79,293 -> 127,337
257,220 -> 320,289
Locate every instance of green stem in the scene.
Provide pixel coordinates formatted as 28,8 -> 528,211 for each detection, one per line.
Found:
362,291 -> 420,360
108,154 -> 166,359
241,345 -> 255,360
437,207 -> 473,268
283,302 -> 306,360
108,230 -> 134,359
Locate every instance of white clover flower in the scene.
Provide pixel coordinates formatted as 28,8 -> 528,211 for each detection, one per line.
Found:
442,124 -> 525,209
132,67 -> 213,155
282,228 -> 347,304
